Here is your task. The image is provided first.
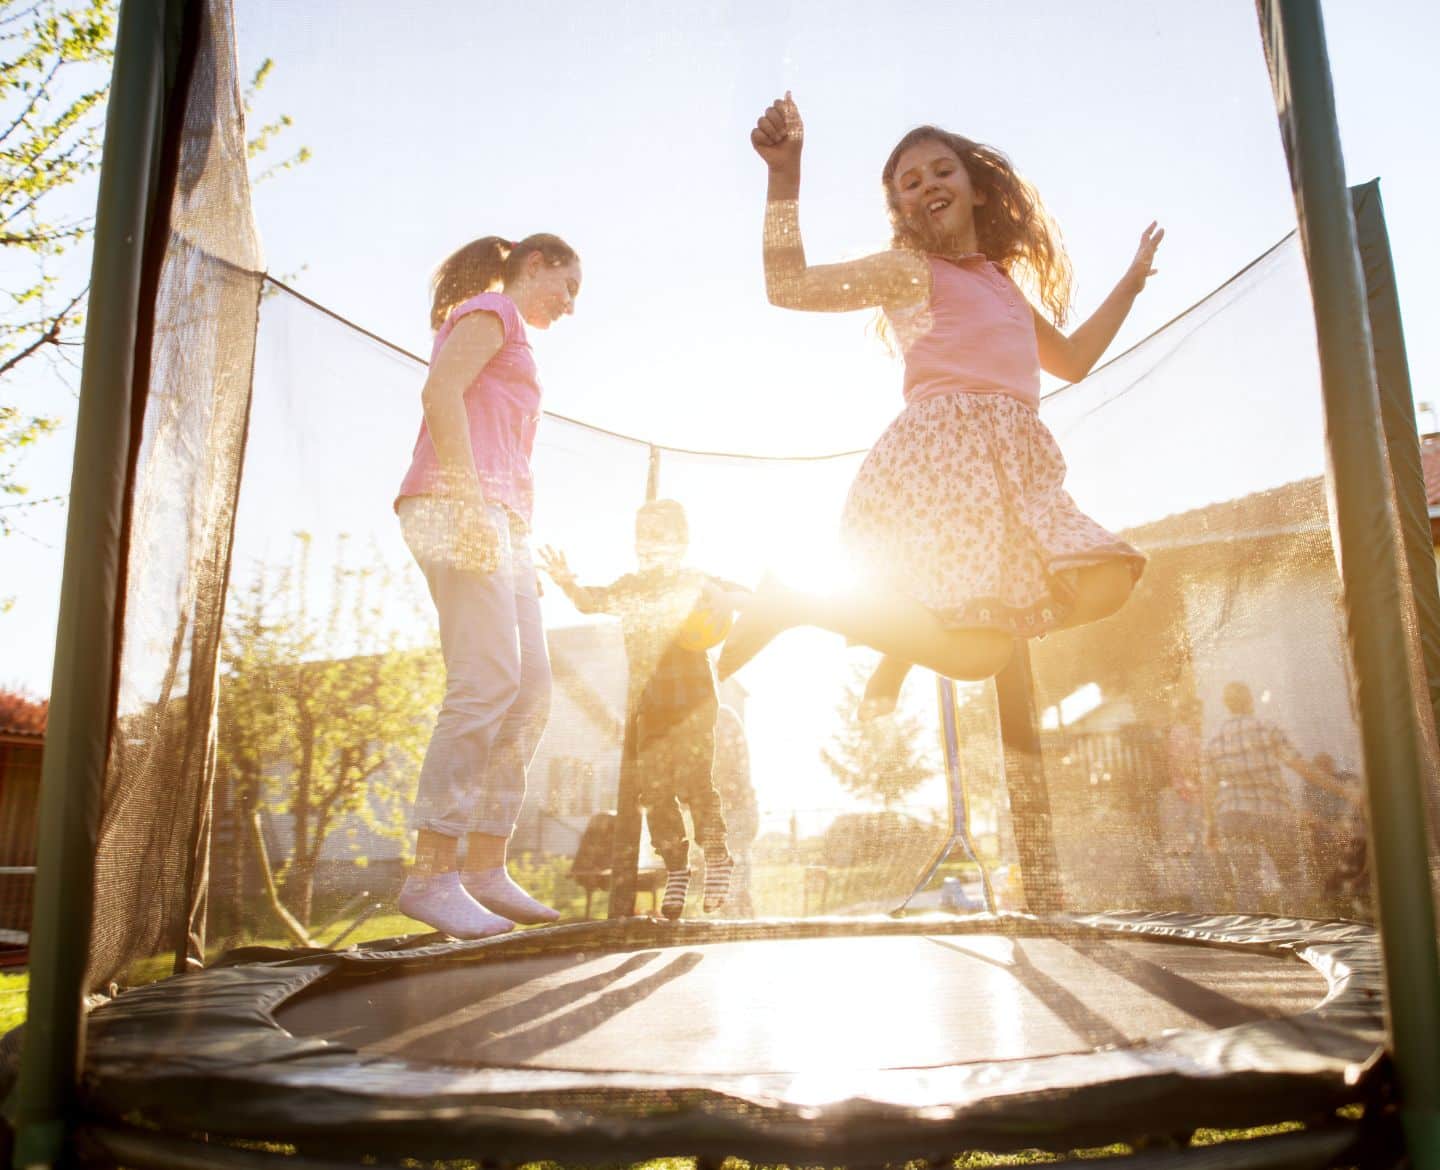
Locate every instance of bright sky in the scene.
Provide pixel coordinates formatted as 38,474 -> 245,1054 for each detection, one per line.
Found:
3,1 -> 1438,827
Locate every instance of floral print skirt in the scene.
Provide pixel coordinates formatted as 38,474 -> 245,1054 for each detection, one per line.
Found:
840,392 -> 1145,637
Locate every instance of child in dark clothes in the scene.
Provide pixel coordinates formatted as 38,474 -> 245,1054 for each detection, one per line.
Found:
539,499 -> 745,918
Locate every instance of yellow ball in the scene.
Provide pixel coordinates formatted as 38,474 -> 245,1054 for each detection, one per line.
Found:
677,586 -> 734,652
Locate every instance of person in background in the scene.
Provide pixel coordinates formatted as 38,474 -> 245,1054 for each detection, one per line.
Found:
1204,681 -> 1310,905
1156,695 -> 1209,906
712,704 -> 759,917
540,499 -> 746,919
1303,752 -> 1367,908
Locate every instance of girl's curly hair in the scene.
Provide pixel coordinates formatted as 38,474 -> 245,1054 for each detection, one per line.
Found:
883,127 -> 1073,325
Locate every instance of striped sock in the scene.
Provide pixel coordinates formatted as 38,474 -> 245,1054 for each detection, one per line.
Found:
661,869 -> 691,920
702,851 -> 734,913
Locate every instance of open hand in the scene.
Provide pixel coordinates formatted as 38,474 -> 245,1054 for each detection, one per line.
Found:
1123,221 -> 1165,295
751,91 -> 803,171
537,545 -> 574,586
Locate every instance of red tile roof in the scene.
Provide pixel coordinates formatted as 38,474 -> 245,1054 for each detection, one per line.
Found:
0,692 -> 47,739
1422,434 -> 1440,511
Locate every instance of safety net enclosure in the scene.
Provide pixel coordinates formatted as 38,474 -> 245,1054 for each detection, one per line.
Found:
9,0 -> 1440,1168
63,205 -> 1402,1163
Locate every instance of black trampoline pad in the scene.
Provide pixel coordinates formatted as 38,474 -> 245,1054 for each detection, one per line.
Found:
276,933 -> 1326,1075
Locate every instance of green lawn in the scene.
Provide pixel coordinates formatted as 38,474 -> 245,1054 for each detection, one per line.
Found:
0,971 -> 26,1034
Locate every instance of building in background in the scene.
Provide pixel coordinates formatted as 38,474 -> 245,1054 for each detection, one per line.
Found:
0,691 -> 45,948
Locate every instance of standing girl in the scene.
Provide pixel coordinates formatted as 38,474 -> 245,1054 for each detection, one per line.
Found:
395,234 -> 581,938
719,95 -> 1158,714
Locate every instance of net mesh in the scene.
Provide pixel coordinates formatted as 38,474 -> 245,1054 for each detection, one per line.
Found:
83,0 -> 1437,997
91,0 -> 263,987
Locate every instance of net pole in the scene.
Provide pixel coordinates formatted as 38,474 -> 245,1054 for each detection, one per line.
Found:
896,677 -> 995,914
1257,5 -> 1440,1164
1351,181 -> 1440,754
8,0 -> 186,1165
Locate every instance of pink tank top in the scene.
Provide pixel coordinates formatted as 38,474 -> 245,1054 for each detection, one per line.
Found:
395,292 -> 542,523
890,254 -> 1042,410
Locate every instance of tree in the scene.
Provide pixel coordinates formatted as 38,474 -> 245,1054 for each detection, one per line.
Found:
217,535 -> 441,931
0,0 -> 307,534
820,664 -> 936,810
0,0 -> 110,533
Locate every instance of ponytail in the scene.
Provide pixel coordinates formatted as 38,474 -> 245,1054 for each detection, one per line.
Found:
429,232 -> 579,331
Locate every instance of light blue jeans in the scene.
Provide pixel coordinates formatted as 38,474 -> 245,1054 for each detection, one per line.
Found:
400,497 -> 552,838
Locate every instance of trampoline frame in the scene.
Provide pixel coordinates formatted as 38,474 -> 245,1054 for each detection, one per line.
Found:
80,912 -> 1385,1165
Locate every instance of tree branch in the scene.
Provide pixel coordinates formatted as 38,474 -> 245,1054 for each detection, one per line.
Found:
0,283 -> 84,377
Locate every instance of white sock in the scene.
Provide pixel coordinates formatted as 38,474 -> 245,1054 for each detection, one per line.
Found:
461,867 -> 560,924
398,872 -> 513,939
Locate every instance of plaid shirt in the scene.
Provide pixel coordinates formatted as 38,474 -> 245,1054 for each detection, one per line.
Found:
1205,715 -> 1296,818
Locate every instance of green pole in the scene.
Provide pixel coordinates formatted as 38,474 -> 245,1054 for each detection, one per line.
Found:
7,1 -> 175,1166
1257,4 -> 1440,1165
1351,181 -> 1440,756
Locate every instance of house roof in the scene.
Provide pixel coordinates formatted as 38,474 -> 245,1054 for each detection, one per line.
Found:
1121,431 -> 1440,553
1421,433 -> 1440,514
1121,476 -> 1328,552
0,691 -> 47,740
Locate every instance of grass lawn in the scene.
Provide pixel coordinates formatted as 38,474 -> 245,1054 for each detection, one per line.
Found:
0,971 -> 26,1034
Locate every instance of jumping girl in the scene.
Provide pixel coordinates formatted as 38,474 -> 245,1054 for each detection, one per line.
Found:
718,94 -> 1158,715
395,234 -> 581,938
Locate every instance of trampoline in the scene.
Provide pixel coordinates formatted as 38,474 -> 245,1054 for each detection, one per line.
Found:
9,2 -> 1440,1169
81,914 -> 1385,1163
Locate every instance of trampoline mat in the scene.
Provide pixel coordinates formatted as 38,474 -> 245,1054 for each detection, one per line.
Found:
276,932 -> 1327,1074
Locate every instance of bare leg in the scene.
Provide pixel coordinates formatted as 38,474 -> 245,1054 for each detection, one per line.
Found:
463,831 -> 560,923
719,561 -> 1136,689
717,577 -> 1014,683
858,655 -> 913,722
1056,561 -> 1135,629
414,829 -> 460,876
464,832 -> 507,868
401,830 -> 512,938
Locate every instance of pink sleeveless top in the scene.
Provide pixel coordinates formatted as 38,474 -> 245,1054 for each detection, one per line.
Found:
890,254 -> 1042,410
395,292 -> 542,523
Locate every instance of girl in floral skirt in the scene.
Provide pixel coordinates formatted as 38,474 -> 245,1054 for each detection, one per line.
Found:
718,94 -> 1158,716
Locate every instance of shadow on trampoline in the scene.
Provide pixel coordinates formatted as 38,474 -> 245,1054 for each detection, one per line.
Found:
1063,936 -> 1307,1029
381,949 -> 704,1064
921,931 -> 1321,1053
924,935 -> 1133,1050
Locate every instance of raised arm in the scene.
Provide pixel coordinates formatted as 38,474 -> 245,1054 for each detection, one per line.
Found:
1287,755 -> 1365,810
1033,222 -> 1165,383
536,546 -> 612,615
753,93 -> 928,314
